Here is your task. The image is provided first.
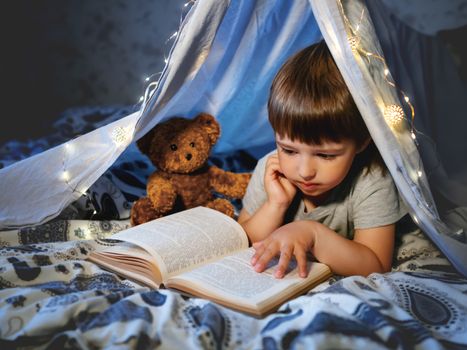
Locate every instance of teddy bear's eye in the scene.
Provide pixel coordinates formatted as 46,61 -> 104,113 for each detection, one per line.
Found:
170,144 -> 177,151
190,142 -> 195,148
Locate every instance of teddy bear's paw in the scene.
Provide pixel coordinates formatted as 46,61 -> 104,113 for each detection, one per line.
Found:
205,198 -> 235,218
130,197 -> 163,226
209,167 -> 252,199
234,172 -> 252,196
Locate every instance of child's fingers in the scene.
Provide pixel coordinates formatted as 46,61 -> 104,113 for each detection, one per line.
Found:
265,156 -> 295,202
294,247 -> 308,278
278,176 -> 297,195
274,245 -> 293,279
253,244 -> 278,273
267,153 -> 279,163
267,155 -> 294,191
265,157 -> 282,179
265,154 -> 279,167
251,242 -> 264,265
252,241 -> 263,249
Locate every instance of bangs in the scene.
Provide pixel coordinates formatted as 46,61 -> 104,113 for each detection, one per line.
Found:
271,115 -> 360,145
268,80 -> 368,146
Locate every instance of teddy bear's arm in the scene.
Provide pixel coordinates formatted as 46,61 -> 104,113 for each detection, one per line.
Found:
147,172 -> 177,214
209,166 -> 252,199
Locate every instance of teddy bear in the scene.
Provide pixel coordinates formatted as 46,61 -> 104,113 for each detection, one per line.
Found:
130,113 -> 252,226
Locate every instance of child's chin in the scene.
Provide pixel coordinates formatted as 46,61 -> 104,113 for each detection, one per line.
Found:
299,184 -> 319,194
300,186 -> 330,199
301,189 -> 321,197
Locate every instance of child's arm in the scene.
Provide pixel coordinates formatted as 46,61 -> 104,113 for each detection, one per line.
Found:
251,220 -> 395,278
238,204 -> 285,243
238,153 -> 297,242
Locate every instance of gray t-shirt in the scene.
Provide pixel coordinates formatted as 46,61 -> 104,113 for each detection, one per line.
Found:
242,151 -> 407,239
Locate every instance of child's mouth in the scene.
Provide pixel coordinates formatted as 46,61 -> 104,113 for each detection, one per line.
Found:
299,182 -> 319,190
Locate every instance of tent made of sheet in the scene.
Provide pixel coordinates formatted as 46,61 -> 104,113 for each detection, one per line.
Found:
1,0 -> 466,277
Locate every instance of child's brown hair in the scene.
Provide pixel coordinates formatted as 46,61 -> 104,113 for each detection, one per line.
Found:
268,40 -> 385,174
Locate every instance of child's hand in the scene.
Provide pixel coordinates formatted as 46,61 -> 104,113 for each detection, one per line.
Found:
251,221 -> 315,279
264,153 -> 297,208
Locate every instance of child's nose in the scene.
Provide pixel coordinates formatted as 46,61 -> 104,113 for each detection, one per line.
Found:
298,159 -> 316,180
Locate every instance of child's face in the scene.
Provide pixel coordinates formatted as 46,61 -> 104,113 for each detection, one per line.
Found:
275,134 -> 361,201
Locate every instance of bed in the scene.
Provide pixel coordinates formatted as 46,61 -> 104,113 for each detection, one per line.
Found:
1,107 -> 467,349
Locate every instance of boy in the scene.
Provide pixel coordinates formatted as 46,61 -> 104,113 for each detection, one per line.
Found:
238,41 -> 406,278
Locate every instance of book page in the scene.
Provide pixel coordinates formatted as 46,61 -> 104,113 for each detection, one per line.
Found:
168,248 -> 331,311
111,207 -> 249,281
88,241 -> 162,288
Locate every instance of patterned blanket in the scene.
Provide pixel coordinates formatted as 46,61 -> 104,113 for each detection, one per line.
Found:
1,107 -> 466,349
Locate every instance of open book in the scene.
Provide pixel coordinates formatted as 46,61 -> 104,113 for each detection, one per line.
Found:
88,207 -> 332,317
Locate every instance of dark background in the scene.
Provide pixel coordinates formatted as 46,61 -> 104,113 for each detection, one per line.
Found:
0,0 -> 186,146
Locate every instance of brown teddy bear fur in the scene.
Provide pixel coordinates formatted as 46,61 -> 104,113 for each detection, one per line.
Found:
130,113 -> 252,226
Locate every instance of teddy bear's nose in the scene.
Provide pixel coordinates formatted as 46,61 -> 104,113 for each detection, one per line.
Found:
186,153 -> 192,160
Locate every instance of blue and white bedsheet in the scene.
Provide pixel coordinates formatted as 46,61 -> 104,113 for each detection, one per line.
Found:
1,224 -> 466,349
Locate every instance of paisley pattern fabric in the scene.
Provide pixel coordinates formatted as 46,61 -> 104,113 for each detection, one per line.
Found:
1,228 -> 466,349
1,107 -> 467,349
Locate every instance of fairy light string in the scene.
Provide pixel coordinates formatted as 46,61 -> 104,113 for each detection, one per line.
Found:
337,0 -> 416,136
62,139 -> 98,219
60,0 -> 197,218
336,0 -> 444,228
139,0 -> 196,105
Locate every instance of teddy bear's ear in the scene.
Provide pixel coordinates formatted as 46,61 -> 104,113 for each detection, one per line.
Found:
136,128 -> 155,155
194,113 -> 220,145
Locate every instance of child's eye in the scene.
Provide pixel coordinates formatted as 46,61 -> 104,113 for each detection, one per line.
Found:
317,153 -> 336,160
281,148 -> 297,155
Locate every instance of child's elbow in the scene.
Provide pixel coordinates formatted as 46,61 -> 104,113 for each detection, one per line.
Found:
363,257 -> 392,276
377,259 -> 392,274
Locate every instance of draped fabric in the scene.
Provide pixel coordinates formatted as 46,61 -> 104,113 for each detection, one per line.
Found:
0,0 -> 466,276
365,0 -> 467,274
135,0 -> 322,153
311,0 -> 467,276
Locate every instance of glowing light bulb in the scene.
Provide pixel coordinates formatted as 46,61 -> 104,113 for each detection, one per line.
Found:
384,104 -> 405,129
164,58 -> 168,64
62,171 -> 70,182
145,77 -> 150,82
348,36 -> 359,53
384,68 -> 389,76
417,171 -> 423,178
139,96 -> 144,102
411,131 -> 416,140
64,143 -> 74,154
111,126 -> 128,146
404,96 -> 410,102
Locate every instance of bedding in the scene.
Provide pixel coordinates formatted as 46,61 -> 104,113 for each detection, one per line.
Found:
1,107 -> 467,349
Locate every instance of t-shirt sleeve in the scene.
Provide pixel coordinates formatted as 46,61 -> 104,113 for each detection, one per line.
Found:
352,170 -> 407,229
241,152 -> 271,215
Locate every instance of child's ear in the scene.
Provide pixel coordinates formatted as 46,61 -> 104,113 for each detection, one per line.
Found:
357,138 -> 371,153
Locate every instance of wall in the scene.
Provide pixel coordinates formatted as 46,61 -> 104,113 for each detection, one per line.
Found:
1,0 -> 187,145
